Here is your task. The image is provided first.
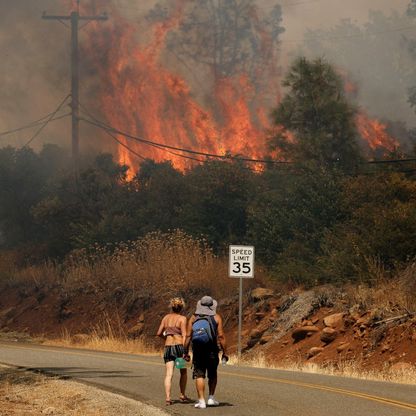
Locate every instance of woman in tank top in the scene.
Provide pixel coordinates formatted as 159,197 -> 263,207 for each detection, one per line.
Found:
157,297 -> 190,405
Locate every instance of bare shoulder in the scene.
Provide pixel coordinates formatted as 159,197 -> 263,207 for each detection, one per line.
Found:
214,314 -> 223,324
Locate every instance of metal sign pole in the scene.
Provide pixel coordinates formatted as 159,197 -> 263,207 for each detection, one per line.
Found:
237,276 -> 242,364
229,245 -> 254,366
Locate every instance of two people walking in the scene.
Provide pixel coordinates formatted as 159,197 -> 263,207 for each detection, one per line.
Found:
157,295 -> 228,408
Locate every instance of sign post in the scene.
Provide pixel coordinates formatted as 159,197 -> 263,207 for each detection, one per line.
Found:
229,245 -> 254,363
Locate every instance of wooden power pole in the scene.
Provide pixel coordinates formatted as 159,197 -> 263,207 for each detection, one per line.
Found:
42,1 -> 107,165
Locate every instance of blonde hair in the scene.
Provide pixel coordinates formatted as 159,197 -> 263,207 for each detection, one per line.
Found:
170,297 -> 185,313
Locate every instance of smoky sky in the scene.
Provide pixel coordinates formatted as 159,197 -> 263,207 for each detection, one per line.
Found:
0,0 -> 413,152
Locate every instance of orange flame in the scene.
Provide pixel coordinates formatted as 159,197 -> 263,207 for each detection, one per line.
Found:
356,112 -> 399,153
64,1 -> 400,176
76,1 -> 274,178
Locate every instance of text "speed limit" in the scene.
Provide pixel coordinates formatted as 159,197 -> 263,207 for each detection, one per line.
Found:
229,245 -> 255,278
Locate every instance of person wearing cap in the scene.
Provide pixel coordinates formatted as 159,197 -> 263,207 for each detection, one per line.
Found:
184,295 -> 228,409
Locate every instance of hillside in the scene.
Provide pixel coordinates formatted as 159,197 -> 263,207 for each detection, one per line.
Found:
0,280 -> 414,379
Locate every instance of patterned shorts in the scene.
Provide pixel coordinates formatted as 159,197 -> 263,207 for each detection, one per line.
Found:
163,344 -> 185,363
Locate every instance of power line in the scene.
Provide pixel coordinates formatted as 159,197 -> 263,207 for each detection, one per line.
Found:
0,111 -> 69,138
76,103 -> 416,168
367,158 -> 416,164
80,116 -> 289,165
87,115 -> 264,173
78,102 -> 210,164
21,95 -> 71,149
100,125 -> 147,161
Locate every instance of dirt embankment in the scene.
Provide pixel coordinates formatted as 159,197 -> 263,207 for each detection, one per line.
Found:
0,283 -> 415,373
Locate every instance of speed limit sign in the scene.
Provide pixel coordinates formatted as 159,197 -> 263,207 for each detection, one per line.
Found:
229,245 -> 255,278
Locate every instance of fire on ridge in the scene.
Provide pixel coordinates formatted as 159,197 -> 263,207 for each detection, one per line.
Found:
72,0 -> 399,178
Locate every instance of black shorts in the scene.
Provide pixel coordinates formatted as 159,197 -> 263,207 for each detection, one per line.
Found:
163,344 -> 185,363
192,348 -> 219,379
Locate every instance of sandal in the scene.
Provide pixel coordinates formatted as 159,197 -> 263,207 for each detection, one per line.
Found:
166,399 -> 173,406
179,396 -> 192,403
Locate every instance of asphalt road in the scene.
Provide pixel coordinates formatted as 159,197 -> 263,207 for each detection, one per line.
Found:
0,342 -> 415,416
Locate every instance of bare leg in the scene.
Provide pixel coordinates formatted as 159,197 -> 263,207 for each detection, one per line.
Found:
208,375 -> 217,395
164,361 -> 174,401
195,377 -> 205,401
179,368 -> 187,398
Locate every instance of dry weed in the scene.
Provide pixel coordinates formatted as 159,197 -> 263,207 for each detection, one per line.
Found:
60,230 -> 238,301
344,262 -> 416,317
237,353 -> 416,385
0,230 -> 242,302
47,317 -> 159,356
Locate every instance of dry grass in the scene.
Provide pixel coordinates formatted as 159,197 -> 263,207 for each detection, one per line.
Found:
0,365 -> 168,416
340,261 -> 416,320
47,318 -> 159,356
1,230 -> 245,301
235,353 -> 416,385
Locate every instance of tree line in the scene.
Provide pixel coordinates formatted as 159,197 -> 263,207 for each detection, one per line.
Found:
1,58 -> 415,285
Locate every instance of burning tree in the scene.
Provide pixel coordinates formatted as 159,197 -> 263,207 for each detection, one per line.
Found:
75,0 -> 285,176
270,57 -> 362,173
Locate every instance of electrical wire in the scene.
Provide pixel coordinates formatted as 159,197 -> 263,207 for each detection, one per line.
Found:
367,158 -> 416,164
80,109 -> 207,164
100,126 -> 147,161
76,103 -> 416,169
0,111 -> 69,138
21,95 -> 71,149
78,104 -> 268,169
80,116 -> 289,165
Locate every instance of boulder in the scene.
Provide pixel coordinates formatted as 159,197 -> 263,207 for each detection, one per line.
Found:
249,328 -> 264,340
320,327 -> 337,344
259,334 -> 273,345
323,313 -> 344,329
291,325 -> 320,342
246,338 -> 259,348
250,288 -> 274,302
336,342 -> 350,353
381,344 -> 390,353
307,347 -> 324,358
355,313 -> 372,327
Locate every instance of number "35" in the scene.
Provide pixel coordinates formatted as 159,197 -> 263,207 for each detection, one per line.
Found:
232,262 -> 251,274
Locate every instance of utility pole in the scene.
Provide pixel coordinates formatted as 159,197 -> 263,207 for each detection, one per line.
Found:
42,1 -> 107,166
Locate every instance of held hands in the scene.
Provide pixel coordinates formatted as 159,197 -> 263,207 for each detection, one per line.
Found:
183,353 -> 191,362
221,354 -> 229,365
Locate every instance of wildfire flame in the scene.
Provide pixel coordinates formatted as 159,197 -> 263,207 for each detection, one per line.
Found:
356,112 -> 399,153
77,1 -> 273,179
66,1 -> 400,177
